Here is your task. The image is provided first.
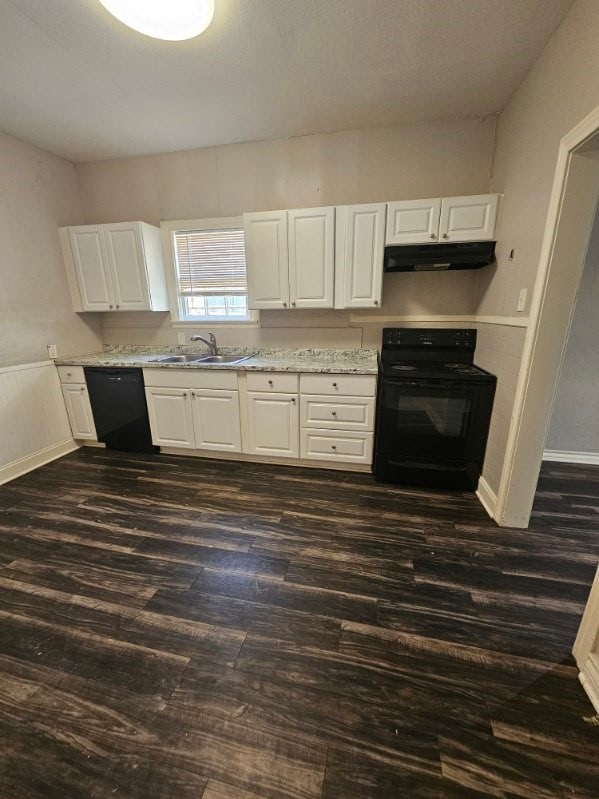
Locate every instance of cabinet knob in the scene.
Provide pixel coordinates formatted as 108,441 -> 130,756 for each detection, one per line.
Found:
283,302 -> 287,308
442,233 -> 449,239
268,379 -> 273,386
191,391 -> 195,397
332,382 -> 338,388
374,300 -> 379,306
291,397 -> 296,403
109,304 -> 113,309
80,387 -> 85,392
331,410 -> 337,416
430,233 -> 436,240
291,302 -> 296,307
116,304 -> 120,309
331,445 -> 337,450
66,372 -> 72,376
183,392 -> 187,397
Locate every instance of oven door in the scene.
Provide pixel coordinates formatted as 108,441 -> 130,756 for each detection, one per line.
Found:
375,377 -> 479,461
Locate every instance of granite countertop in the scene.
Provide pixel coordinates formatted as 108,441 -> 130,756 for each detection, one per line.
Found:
55,345 -> 379,375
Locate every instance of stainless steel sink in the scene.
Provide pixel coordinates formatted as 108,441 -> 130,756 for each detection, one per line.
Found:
149,354 -> 250,365
150,354 -> 206,363
195,355 -> 250,364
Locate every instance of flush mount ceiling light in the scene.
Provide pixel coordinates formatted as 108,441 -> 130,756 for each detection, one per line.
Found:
98,0 -> 215,41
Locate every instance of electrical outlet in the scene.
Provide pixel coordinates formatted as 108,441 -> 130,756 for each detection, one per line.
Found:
517,288 -> 527,312
177,332 -> 186,345
47,344 -> 58,358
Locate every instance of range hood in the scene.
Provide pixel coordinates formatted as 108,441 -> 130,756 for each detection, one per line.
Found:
384,241 -> 496,272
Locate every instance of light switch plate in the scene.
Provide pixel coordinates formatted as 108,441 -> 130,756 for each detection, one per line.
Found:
517,288 -> 527,312
47,344 -> 58,358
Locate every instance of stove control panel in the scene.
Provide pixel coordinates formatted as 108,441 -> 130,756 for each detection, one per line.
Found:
382,328 -> 476,349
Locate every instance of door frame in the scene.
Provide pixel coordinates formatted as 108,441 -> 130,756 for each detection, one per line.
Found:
494,105 -> 599,527
573,565 -> 599,713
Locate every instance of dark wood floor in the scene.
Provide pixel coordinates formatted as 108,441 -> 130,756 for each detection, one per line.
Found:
0,449 -> 598,798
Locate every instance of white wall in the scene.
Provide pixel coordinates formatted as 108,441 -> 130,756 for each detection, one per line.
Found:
0,132 -> 102,367
474,0 -> 599,500
74,118 -> 495,349
546,202 -> 599,454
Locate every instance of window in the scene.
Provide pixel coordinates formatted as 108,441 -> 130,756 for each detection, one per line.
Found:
171,222 -> 252,322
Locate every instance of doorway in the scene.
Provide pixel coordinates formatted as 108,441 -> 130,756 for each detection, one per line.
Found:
494,110 -> 599,528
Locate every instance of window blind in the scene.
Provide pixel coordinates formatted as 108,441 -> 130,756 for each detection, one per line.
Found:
174,228 -> 247,295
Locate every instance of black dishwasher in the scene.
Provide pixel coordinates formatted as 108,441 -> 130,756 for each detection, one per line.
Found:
84,368 -> 158,453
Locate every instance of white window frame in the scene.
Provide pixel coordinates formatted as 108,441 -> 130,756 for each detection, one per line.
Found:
161,216 -> 259,327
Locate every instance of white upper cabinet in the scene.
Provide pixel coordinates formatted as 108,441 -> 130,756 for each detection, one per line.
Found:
244,211 -> 289,309
288,207 -> 335,309
68,226 -> 114,311
245,207 -> 335,310
103,223 -> 151,310
386,199 -> 441,245
335,203 -> 386,309
61,222 -> 168,312
439,194 -> 499,242
385,194 -> 499,245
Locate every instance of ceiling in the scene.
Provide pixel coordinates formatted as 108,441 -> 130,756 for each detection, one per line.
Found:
0,0 -> 574,163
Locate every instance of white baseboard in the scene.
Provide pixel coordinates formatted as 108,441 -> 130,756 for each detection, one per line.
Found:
0,438 -> 79,486
579,659 -> 599,715
543,449 -> 599,465
476,475 -> 497,520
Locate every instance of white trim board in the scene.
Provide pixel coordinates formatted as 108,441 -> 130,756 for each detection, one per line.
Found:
0,439 -> 79,486
543,449 -> 599,465
0,359 -> 53,374
476,475 -> 498,520
349,314 -> 529,327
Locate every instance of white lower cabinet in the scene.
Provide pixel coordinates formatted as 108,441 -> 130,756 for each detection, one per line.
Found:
245,392 -> 299,458
301,429 -> 373,464
61,383 -> 97,440
299,373 -> 376,466
143,370 -> 241,453
144,387 -> 195,448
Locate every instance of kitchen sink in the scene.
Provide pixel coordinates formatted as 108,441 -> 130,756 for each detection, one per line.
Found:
149,354 -> 206,363
195,355 -> 250,364
149,354 -> 250,365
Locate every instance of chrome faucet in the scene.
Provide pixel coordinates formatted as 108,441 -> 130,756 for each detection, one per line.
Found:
190,332 -> 217,356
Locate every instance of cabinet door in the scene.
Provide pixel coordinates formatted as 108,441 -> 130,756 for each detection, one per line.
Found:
245,392 -> 299,458
191,389 -> 241,452
244,211 -> 289,309
68,226 -> 114,310
385,199 -> 441,245
439,195 -> 499,242
104,222 -> 151,310
144,387 -> 194,448
335,203 -> 385,309
288,207 -> 334,308
61,384 -> 97,440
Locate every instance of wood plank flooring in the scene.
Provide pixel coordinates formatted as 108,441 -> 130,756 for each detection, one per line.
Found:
0,449 -> 598,798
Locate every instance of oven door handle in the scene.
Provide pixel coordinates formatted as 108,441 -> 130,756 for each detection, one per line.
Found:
382,378 -> 461,390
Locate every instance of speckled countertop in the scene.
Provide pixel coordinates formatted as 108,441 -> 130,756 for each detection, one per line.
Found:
55,345 -> 379,375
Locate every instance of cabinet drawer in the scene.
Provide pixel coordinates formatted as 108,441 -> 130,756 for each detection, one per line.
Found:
246,372 -> 298,393
142,368 -> 238,391
300,373 -> 376,397
301,429 -> 373,464
57,365 -> 86,384
300,395 -> 375,431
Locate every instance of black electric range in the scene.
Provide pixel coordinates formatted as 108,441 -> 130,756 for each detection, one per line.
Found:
374,328 -> 497,490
